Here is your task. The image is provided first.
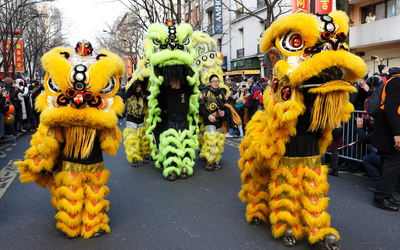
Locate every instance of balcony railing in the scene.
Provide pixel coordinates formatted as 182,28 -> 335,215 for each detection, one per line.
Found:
237,48 -> 244,58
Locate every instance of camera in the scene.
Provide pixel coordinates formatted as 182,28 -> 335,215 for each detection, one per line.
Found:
371,56 -> 377,60
355,117 -> 373,130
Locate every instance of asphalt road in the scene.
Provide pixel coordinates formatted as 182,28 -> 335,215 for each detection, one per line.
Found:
1,126 -> 399,250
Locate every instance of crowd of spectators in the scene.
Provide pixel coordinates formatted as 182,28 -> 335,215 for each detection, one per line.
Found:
223,75 -> 269,138
0,76 -> 43,139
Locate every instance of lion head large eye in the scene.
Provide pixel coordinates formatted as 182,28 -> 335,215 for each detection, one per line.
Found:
280,32 -> 304,52
182,36 -> 190,46
46,77 -> 61,93
100,77 -> 116,94
152,38 -> 161,46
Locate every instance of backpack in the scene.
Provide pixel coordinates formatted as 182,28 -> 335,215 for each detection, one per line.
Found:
365,84 -> 385,117
365,75 -> 400,117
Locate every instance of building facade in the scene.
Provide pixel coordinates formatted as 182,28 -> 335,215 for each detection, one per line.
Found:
349,0 -> 400,73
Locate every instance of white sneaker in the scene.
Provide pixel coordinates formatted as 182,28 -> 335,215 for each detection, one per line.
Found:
224,133 -> 232,138
21,128 -> 26,132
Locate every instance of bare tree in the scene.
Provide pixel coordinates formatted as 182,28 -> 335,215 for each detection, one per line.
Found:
23,4 -> 64,80
223,0 -> 290,30
95,11 -> 145,72
0,0 -> 56,79
336,0 -> 350,16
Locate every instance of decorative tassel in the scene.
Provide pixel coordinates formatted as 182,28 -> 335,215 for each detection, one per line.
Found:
63,126 -> 97,160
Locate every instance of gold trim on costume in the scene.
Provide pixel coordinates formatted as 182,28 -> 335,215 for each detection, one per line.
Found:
280,155 -> 321,171
62,161 -> 104,174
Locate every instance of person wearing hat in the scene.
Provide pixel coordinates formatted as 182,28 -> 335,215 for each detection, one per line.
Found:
3,77 -> 20,135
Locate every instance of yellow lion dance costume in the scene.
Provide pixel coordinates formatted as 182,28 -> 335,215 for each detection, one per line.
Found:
123,48 -> 152,167
238,11 -> 366,248
192,32 -> 238,170
16,40 -> 124,239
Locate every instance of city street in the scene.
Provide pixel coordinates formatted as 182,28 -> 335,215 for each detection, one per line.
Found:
1,126 -> 399,250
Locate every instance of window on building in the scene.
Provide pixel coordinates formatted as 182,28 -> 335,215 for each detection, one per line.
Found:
257,0 -> 266,9
361,4 -> 375,24
361,0 -> 399,24
375,2 -> 386,20
207,10 -> 213,35
217,38 -> 222,52
387,0 -> 398,17
236,8 -> 244,19
238,28 -> 244,48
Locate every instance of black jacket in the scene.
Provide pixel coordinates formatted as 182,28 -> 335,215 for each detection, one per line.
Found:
371,74 -> 400,154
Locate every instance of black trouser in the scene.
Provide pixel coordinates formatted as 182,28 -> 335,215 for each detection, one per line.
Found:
374,151 -> 400,200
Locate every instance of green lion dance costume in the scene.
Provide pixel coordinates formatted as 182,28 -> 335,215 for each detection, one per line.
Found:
145,20 -> 200,181
238,11 -> 366,249
123,48 -> 152,167
16,40 -> 124,238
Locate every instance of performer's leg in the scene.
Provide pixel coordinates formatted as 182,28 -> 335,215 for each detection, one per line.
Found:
138,123 -> 151,163
50,170 -> 85,238
159,128 -> 196,180
268,157 -> 304,244
238,158 -> 271,224
300,156 -> 340,245
199,125 -> 225,171
81,169 -> 110,238
198,120 -> 206,161
123,121 -> 142,167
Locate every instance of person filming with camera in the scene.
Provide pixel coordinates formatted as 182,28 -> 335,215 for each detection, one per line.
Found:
371,67 -> 400,211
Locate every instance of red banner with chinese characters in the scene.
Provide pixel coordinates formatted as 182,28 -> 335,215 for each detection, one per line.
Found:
14,39 -> 23,72
292,0 -> 309,13
126,57 -> 133,77
1,39 -> 24,72
315,0 -> 332,14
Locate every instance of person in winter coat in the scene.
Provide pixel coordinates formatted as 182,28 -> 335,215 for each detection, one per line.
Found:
3,77 -> 19,135
17,83 -> 29,132
243,86 -> 260,122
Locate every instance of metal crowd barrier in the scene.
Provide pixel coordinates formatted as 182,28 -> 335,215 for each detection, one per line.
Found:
335,110 -> 370,163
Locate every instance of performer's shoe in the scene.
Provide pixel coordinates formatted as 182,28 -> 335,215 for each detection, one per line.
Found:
132,159 -> 139,167
282,228 -> 297,247
198,151 -> 206,161
167,171 -> 178,181
328,169 -> 338,177
143,155 -> 150,164
373,198 -> 399,211
180,167 -> 188,179
252,217 -> 261,225
389,195 -> 400,206
92,229 -> 105,237
206,162 -> 214,171
313,233 -> 339,250
65,233 -> 76,239
214,162 -> 222,170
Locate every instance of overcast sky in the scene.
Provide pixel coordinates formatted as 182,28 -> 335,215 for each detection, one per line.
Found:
54,0 -> 127,48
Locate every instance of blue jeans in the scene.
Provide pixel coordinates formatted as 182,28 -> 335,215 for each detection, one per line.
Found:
363,154 -> 380,185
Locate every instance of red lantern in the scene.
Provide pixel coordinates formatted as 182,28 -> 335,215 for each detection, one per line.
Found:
14,30 -> 20,36
4,114 -> 14,124
5,104 -> 14,115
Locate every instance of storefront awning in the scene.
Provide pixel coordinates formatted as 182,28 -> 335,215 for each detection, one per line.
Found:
223,69 -> 260,76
